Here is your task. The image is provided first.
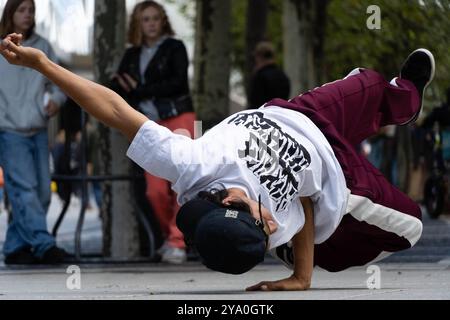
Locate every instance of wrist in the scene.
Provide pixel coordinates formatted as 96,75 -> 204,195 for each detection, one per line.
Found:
293,273 -> 311,288
34,55 -> 50,72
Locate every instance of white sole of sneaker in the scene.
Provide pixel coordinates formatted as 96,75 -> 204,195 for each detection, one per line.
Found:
344,67 -> 363,79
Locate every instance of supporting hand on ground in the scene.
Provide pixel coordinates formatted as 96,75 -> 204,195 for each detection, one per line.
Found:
246,274 -> 311,291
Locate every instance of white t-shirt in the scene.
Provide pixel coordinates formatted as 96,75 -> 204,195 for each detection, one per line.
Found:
127,106 -> 348,249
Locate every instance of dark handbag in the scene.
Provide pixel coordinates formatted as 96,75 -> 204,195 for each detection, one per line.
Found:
153,95 -> 193,120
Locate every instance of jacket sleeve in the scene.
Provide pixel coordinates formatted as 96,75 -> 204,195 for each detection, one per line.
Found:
108,48 -> 134,102
45,44 -> 67,107
132,40 -> 189,99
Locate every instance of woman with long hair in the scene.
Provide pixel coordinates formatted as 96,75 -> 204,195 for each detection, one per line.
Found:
111,1 -> 196,264
0,0 -> 67,264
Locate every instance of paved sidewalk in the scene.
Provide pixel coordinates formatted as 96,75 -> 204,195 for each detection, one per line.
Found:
1,194 -> 449,300
0,262 -> 449,300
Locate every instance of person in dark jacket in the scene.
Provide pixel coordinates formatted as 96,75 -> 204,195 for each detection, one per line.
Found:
248,41 -> 291,109
422,87 -> 450,129
110,0 -> 196,264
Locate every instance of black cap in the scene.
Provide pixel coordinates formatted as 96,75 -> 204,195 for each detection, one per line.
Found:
176,199 -> 267,275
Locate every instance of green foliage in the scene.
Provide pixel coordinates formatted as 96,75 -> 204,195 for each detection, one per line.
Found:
325,0 -> 450,107
231,0 -> 247,74
172,0 -> 450,107
266,0 -> 284,66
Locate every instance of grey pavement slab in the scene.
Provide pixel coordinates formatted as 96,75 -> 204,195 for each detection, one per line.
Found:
1,194 -> 450,300
0,262 -> 449,300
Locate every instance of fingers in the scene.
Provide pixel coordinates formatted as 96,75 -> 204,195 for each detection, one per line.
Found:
7,33 -> 23,46
263,282 -> 284,291
13,33 -> 23,42
116,75 -> 131,92
1,38 -> 12,50
1,38 -> 21,54
1,33 -> 22,56
246,279 -> 299,292
222,195 -> 239,206
0,41 -> 17,62
222,196 -> 232,205
246,282 -> 263,291
123,73 -> 134,81
246,276 -> 310,292
246,282 -> 271,291
123,73 -> 137,89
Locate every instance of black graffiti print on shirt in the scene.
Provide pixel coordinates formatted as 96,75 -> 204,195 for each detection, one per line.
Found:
228,112 -> 311,212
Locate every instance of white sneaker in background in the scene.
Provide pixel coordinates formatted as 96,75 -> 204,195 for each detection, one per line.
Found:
161,247 -> 187,264
157,242 -> 171,256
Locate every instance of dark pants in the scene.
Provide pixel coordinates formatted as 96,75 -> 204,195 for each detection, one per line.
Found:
267,69 -> 423,271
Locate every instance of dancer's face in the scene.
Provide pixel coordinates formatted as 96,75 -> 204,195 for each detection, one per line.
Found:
13,0 -> 35,35
222,188 -> 278,237
140,6 -> 164,43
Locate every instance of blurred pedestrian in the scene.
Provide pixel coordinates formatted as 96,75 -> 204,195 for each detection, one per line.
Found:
0,166 -> 4,211
248,41 -> 290,109
110,0 -> 196,264
0,0 -> 67,265
422,87 -> 450,129
86,118 -> 102,210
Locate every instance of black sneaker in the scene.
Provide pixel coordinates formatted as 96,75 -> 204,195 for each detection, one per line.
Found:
4,247 -> 37,265
39,246 -> 68,265
268,242 -> 294,270
399,48 -> 435,125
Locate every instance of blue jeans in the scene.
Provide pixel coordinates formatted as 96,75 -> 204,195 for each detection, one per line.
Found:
0,130 -> 55,257
92,181 -> 102,209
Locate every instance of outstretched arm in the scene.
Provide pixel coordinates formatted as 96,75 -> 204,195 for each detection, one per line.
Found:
247,197 -> 314,291
0,33 -> 148,141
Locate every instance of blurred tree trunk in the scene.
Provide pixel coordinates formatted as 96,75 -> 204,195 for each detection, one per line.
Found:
193,0 -> 232,130
314,0 -> 328,85
244,0 -> 269,103
94,0 -> 140,259
283,0 -> 328,95
396,126 -> 412,193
